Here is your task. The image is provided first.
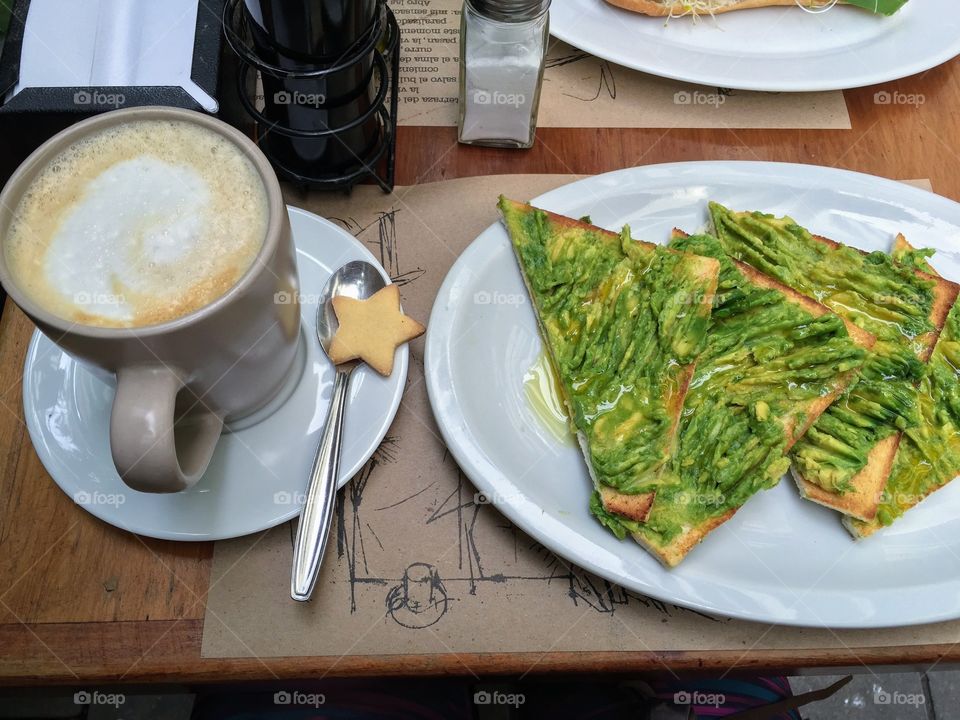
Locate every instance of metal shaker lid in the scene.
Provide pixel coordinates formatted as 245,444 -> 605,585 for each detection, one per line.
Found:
469,0 -> 550,23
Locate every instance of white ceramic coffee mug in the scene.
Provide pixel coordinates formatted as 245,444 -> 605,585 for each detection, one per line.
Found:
0,107 -> 301,493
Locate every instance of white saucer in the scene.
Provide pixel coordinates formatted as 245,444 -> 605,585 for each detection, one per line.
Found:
22,206 -> 407,541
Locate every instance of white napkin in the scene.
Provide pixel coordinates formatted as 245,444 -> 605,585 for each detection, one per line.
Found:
10,0 -> 217,111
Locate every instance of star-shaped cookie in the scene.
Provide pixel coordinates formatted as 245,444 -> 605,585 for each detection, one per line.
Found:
327,284 -> 425,376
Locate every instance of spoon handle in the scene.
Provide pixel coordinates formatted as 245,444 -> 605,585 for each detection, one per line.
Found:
291,366 -> 351,601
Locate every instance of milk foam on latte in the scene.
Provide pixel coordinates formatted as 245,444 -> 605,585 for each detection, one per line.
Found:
5,120 -> 268,327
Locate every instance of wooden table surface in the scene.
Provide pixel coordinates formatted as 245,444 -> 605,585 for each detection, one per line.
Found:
2,58 -> 960,686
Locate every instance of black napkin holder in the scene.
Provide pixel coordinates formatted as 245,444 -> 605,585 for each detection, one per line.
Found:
0,0 -> 225,176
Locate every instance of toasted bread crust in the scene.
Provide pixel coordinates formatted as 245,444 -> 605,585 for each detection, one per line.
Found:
783,367 -> 867,449
604,0 -> 834,16
893,233 -> 947,361
840,470 -> 955,540
919,273 -> 959,361
634,231 -> 869,566
600,229 -> 719,523
844,237 -> 959,538
500,200 -> 719,528
708,241 -> 878,444
843,514 -> 879,539
787,235 -> 960,520
733,256 -> 877,350
599,353 -> 704,524
503,198 -> 656,249
599,485 -> 655,522
793,434 -> 901,521
631,509 -> 738,568
731,257 -> 876,448
893,234 -> 934,273
812,233 -> 960,358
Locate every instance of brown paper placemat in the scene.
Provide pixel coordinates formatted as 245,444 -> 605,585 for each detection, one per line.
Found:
202,174 -> 949,659
389,0 -> 850,129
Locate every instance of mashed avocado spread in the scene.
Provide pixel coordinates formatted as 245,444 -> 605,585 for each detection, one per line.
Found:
500,198 -> 716,497
876,305 -> 960,526
709,203 -> 933,494
598,234 -> 867,545
851,271 -> 960,531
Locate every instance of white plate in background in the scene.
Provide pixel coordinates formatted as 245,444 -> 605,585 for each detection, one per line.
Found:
550,1 -> 960,91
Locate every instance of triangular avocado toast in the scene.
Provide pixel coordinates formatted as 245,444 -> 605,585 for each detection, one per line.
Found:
623,231 -> 872,566
708,203 -> 960,522
846,240 -> 960,538
498,198 -> 720,525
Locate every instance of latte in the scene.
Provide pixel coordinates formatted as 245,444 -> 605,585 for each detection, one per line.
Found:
4,120 -> 268,328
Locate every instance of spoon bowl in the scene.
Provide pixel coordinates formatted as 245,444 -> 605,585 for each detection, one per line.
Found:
315,260 -> 389,354
291,259 -> 387,602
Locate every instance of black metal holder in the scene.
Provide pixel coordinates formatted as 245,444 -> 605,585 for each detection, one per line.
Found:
241,0 -> 379,62
222,0 -> 398,192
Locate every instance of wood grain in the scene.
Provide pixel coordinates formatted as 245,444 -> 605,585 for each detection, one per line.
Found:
394,68 -> 960,200
0,304 -> 210,626
4,619 -> 960,686
0,57 -> 958,681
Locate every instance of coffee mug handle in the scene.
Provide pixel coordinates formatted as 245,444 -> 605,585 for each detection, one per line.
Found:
110,365 -> 223,493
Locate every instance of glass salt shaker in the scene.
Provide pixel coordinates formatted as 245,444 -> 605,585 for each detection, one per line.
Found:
458,0 -> 550,149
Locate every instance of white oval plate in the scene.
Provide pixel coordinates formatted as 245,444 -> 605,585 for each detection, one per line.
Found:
425,162 -> 960,628
550,0 -> 960,92
23,206 -> 407,541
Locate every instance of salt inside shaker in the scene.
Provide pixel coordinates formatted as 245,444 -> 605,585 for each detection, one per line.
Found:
458,0 -> 550,149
